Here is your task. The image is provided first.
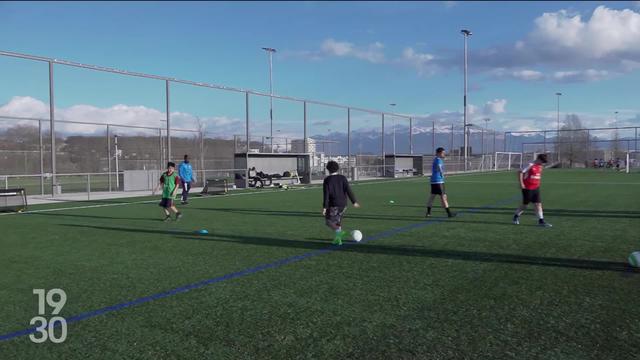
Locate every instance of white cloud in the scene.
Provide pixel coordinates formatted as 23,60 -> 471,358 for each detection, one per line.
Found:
490,68 -> 544,81
473,6 -> 640,82
0,96 -> 245,136
443,1 -> 457,8
483,99 -> 507,115
552,69 -> 609,82
320,38 -> 385,63
399,47 -> 438,76
528,6 -> 640,59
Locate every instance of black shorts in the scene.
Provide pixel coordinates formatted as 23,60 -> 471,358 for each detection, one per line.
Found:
325,207 -> 346,227
159,198 -> 174,208
521,188 -> 541,204
430,183 -> 446,195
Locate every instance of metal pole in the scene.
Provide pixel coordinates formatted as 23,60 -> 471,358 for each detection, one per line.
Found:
200,129 -> 205,186
48,61 -> 56,197
450,123 -> 454,156
462,30 -> 471,172
409,117 -> 413,154
382,113 -> 385,176
39,119 -> 44,196
107,125 -> 112,192
481,127 -> 484,156
635,127 -> 638,151
166,80 -> 171,163
347,108 -> 352,181
303,101 -> 308,154
269,51 -> 274,153
245,92 -> 250,188
556,92 -> 562,165
87,174 -> 91,201
114,135 -> 119,189
392,117 -> 396,157
158,128 -> 163,169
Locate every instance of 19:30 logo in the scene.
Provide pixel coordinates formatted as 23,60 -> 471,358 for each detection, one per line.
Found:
29,289 -> 67,343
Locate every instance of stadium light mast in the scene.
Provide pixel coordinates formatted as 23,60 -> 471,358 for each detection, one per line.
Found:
556,92 -> 562,164
614,111 -> 619,128
461,29 -> 472,171
389,103 -> 397,155
262,47 -> 277,153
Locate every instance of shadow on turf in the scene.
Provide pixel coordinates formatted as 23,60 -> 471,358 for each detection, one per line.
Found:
30,212 -> 160,222
61,223 -> 639,274
190,207 -> 425,222
393,205 -> 640,219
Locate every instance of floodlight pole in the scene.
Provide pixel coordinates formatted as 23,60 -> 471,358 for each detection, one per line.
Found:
262,47 -> 277,153
483,118 -> 490,155
461,29 -> 472,172
556,92 -> 562,164
166,80 -> 171,163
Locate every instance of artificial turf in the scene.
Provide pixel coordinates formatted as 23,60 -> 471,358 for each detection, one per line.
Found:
0,169 -> 639,359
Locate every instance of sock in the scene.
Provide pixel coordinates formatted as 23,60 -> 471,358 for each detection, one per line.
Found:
427,207 -> 432,214
536,209 -> 543,220
445,207 -> 452,216
515,210 -> 524,217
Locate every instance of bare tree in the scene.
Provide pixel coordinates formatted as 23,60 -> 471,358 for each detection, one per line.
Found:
558,114 -> 589,168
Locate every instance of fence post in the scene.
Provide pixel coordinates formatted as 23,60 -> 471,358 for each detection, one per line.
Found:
107,125 -> 112,192
347,108 -> 352,181
381,114 -> 385,177
39,119 -> 44,196
49,61 -> 57,198
245,92 -> 250,189
87,174 -> 91,201
165,80 -> 171,163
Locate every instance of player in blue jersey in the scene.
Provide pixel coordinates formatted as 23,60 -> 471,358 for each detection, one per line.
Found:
426,147 -> 456,218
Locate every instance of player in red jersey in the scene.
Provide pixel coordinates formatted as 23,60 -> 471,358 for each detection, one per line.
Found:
513,154 -> 552,227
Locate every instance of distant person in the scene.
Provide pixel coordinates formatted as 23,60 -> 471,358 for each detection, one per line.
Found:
513,154 -> 551,227
426,147 -> 456,218
322,161 -> 360,245
153,162 -> 182,222
179,154 -> 196,204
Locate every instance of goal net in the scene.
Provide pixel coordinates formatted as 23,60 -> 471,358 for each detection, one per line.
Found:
200,179 -> 228,196
626,151 -> 640,173
0,188 -> 27,212
494,152 -> 523,171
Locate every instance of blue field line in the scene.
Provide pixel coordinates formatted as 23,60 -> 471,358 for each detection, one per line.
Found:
0,196 -> 517,343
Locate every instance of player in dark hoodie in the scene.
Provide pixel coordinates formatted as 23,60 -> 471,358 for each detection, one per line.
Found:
322,161 -> 360,245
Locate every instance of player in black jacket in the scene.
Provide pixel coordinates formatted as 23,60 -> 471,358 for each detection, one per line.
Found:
323,161 -> 360,245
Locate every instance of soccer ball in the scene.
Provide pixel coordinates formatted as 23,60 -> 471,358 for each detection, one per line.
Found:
351,230 -> 363,242
629,251 -> 640,268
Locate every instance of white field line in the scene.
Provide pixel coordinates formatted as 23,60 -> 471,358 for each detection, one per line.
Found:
448,180 -> 640,185
0,177 -> 421,216
0,171 -> 520,217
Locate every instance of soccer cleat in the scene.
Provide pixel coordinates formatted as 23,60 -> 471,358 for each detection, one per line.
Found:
538,220 -> 552,228
426,212 -> 432,218
513,215 -> 520,225
332,230 -> 346,245
447,212 -> 457,218
175,213 -> 183,221
163,215 -> 172,222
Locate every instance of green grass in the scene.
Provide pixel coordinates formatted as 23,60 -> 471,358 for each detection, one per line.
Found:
1,169 -> 639,359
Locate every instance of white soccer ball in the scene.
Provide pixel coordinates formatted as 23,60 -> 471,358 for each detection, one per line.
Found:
351,230 -> 363,242
629,251 -> 640,268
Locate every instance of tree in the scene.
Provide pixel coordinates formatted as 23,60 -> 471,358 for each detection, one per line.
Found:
558,114 -> 589,168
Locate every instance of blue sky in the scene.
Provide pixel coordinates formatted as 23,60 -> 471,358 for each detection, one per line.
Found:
1,1 -> 640,138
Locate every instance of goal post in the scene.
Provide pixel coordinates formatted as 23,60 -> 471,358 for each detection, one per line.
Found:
494,152 -> 523,171
626,150 -> 640,174
0,188 -> 27,212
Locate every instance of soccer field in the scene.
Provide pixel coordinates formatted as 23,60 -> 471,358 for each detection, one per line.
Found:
1,169 -> 639,359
